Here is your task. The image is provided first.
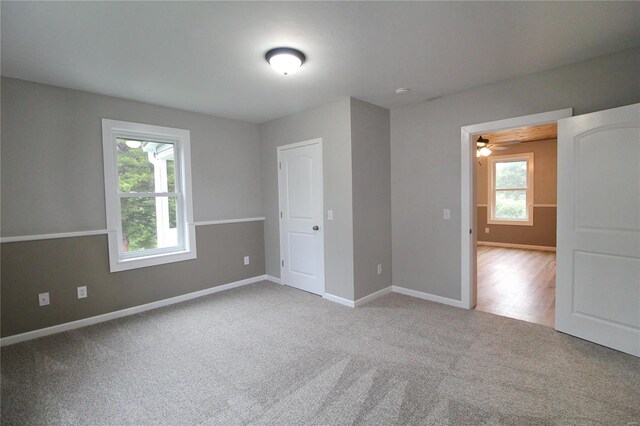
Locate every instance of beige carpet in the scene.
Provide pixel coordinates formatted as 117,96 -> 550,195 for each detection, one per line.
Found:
2,281 -> 639,425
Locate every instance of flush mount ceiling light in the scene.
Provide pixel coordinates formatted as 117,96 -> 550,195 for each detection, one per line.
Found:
395,88 -> 410,94
125,140 -> 142,149
265,47 -> 306,75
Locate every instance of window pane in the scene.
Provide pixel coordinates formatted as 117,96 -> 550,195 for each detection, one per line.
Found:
495,190 -> 527,219
495,160 -> 527,189
116,138 -> 176,193
120,196 -> 179,253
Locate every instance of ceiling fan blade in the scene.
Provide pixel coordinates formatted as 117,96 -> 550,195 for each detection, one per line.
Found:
493,140 -> 521,146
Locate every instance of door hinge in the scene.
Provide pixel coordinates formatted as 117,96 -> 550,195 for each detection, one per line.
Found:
469,229 -> 472,235
279,162 -> 282,170
281,260 -> 284,267
280,211 -> 283,218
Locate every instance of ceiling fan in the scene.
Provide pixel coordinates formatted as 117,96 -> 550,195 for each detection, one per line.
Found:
476,135 -> 514,157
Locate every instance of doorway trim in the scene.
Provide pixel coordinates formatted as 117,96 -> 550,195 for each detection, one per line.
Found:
277,138 -> 326,295
460,108 -> 572,309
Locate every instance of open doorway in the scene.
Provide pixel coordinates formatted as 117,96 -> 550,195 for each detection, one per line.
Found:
459,109 -> 572,324
474,124 -> 557,327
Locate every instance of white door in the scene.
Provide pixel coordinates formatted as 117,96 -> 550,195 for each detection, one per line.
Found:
278,139 -> 325,295
556,103 -> 640,357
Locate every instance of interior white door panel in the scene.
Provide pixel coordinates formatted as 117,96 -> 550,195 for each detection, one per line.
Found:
556,103 -> 640,357
278,140 -> 325,295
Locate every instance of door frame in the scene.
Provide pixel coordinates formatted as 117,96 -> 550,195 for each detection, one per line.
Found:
277,138 -> 325,294
459,108 -> 572,310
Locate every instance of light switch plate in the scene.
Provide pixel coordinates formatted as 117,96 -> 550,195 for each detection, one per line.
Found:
485,227 -> 490,233
244,256 -> 250,265
77,286 -> 87,299
327,210 -> 334,220
443,209 -> 451,219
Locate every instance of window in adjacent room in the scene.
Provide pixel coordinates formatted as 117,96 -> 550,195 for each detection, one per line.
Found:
102,119 -> 196,272
488,152 -> 534,226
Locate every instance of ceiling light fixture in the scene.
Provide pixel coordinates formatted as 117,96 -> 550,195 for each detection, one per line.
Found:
265,47 -> 306,75
125,140 -> 142,149
395,88 -> 410,94
476,135 -> 489,147
479,147 -> 492,157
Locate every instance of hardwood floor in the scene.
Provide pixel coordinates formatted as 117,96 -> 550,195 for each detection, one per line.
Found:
476,245 -> 556,327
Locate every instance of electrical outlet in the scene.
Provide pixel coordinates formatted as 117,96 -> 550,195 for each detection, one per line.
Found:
38,292 -> 50,306
77,286 -> 87,299
377,264 -> 382,275
485,227 -> 490,233
443,209 -> 451,220
244,256 -> 250,266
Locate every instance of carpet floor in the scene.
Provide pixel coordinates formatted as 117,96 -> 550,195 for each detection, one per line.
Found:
2,281 -> 639,425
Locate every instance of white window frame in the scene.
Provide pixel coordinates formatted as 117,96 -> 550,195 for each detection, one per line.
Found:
488,152 -> 534,226
102,119 -> 197,272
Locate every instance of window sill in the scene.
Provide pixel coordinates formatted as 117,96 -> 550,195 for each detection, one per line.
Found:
109,225 -> 197,272
110,247 -> 197,272
487,219 -> 534,226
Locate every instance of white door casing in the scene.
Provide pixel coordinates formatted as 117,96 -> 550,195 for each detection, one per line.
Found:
278,139 -> 325,295
556,103 -> 640,357
460,109 -> 573,309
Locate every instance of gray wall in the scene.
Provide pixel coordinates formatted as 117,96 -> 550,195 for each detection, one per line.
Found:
1,78 -> 263,236
391,47 -> 640,300
1,78 -> 266,337
259,98 -> 355,300
351,99 -> 392,299
1,222 -> 265,337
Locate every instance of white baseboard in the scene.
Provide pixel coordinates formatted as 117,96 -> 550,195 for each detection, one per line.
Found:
392,285 -> 465,309
324,285 -> 461,310
265,275 -> 282,285
477,241 -> 556,252
355,286 -> 392,307
0,275 -> 268,347
323,293 -> 355,308
324,286 -> 393,308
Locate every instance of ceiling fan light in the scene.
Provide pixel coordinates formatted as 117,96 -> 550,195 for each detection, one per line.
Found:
265,47 -> 306,75
476,135 -> 489,145
479,147 -> 492,156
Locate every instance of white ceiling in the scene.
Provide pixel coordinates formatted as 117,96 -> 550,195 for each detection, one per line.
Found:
2,1 -> 639,123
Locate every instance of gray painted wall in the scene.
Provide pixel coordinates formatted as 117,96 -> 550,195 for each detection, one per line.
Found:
351,99 -> 392,300
1,222 -> 265,337
259,98 -> 355,300
1,77 -> 263,237
1,78 -> 266,337
391,47 -> 640,300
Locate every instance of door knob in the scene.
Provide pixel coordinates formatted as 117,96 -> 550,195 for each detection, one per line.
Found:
313,225 -> 319,231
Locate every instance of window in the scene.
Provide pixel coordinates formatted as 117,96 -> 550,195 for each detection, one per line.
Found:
102,119 -> 196,272
488,152 -> 534,226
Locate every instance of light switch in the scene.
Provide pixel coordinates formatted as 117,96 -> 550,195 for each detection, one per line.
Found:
485,228 -> 490,234
327,210 -> 334,221
443,209 -> 451,220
